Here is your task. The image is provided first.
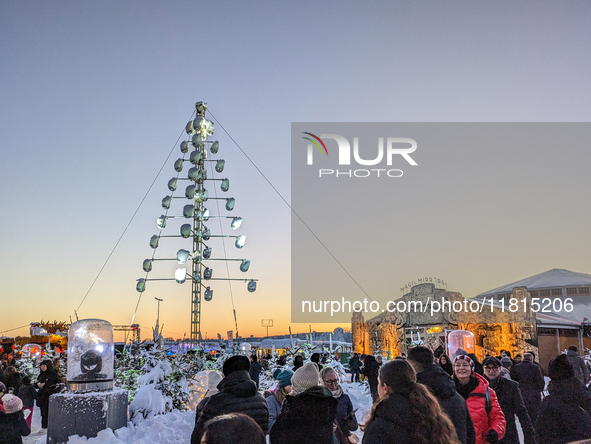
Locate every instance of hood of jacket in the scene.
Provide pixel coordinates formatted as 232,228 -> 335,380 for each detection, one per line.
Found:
217,370 -> 258,398
548,377 -> 591,407
417,364 -> 456,400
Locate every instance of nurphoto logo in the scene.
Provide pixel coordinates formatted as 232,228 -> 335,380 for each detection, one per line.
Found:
302,132 -> 418,178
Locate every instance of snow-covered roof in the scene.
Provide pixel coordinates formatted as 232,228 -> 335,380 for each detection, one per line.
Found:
476,269 -> 591,298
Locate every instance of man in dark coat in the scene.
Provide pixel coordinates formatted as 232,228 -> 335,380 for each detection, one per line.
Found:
482,356 -> 535,444
36,359 -> 59,429
509,353 -> 544,424
408,346 -> 475,444
190,355 -> 268,444
348,353 -> 361,383
270,362 -> 337,444
362,355 -> 380,402
536,353 -> 591,444
248,355 -> 263,389
566,346 -> 590,386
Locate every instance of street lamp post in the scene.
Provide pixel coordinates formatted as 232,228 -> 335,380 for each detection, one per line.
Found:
261,319 -> 273,338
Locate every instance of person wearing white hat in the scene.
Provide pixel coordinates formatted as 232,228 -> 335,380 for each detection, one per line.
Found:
269,362 -> 337,444
0,394 -> 30,443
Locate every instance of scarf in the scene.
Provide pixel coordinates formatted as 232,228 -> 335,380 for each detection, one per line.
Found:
330,385 -> 343,398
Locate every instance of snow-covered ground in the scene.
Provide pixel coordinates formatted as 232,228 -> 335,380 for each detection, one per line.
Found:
23,380 -> 374,443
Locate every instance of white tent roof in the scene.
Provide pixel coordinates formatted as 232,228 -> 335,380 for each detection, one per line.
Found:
476,269 -> 591,298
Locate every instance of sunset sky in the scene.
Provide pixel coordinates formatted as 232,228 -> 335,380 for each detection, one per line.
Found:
1,2 -> 590,342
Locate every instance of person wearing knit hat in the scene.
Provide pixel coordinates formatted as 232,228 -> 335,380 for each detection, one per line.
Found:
190,357 -> 268,444
266,369 -> 294,431
269,362 -> 337,444
195,371 -> 223,420
0,394 -> 31,442
535,353 -> 591,444
453,355 -> 506,444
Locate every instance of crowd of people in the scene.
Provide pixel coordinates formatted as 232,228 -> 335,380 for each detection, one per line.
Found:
191,346 -> 591,444
0,357 -> 61,443
3,346 -> 591,443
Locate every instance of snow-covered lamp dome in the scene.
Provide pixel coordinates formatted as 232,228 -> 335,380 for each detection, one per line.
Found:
67,319 -> 114,392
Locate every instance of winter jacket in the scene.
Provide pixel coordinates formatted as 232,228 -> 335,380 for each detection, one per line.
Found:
0,410 -> 31,444
362,356 -> 380,401
15,385 -> 36,410
249,361 -> 263,388
417,364 -> 475,444
535,377 -> 591,444
190,370 -> 268,444
35,361 -> 60,415
348,356 -> 360,372
270,385 -> 337,444
335,391 -> 358,434
487,376 -> 535,444
509,361 -> 544,422
566,350 -> 590,386
455,373 -> 506,444
266,390 -> 282,432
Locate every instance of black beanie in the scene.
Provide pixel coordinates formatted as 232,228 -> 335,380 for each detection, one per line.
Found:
223,355 -> 250,376
548,354 -> 574,381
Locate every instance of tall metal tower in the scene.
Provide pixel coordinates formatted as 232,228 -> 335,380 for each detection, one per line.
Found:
136,101 -> 257,342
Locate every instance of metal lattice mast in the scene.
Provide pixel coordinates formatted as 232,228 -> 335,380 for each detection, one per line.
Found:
136,101 -> 257,346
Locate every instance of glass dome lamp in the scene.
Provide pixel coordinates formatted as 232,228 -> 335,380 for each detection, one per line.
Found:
185,120 -> 195,135
210,141 -> 219,154
204,119 -> 215,135
225,198 -> 235,211
196,190 -> 209,202
192,133 -> 203,147
183,204 -> 194,218
177,249 -> 191,264
240,343 -> 252,353
67,319 -> 114,392
195,102 -> 207,114
202,227 -> 211,241
203,246 -> 212,259
168,177 -> 178,191
149,235 -> 159,249
143,259 -> 153,272
180,140 -> 189,153
221,178 -> 230,192
204,287 -> 213,301
447,330 -> 475,359
215,159 -> 225,173
162,196 -> 172,210
190,150 -> 203,165
188,167 -> 199,181
157,216 -> 167,229
198,169 -> 208,182
247,280 -> 257,293
240,259 -> 250,272
180,224 -> 192,238
202,208 -> 210,220
204,267 -> 213,280
235,235 -> 246,249
22,344 -> 42,361
193,116 -> 205,131
231,217 -> 243,230
136,279 -> 146,293
174,159 -> 183,172
175,268 -> 187,284
185,185 -> 196,199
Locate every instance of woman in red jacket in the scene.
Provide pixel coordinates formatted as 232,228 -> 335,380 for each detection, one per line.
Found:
453,355 -> 506,444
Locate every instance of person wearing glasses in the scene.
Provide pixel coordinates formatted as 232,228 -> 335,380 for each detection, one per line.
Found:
482,356 -> 535,444
320,367 -> 358,443
453,355 -> 506,444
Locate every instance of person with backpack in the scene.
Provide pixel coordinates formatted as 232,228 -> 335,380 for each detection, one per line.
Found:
453,355 -> 505,444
